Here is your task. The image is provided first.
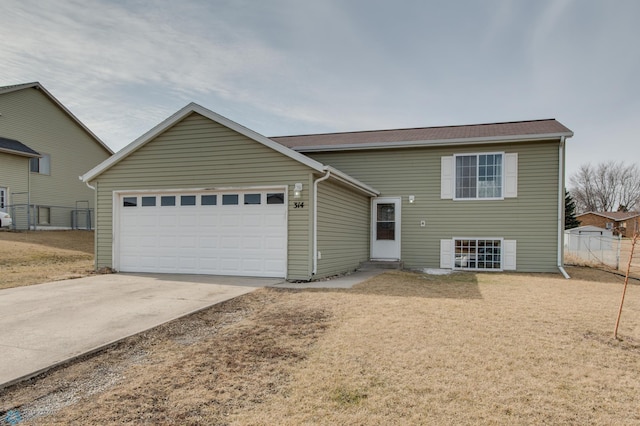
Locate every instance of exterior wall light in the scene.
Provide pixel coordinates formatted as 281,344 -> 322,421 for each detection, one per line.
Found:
409,195 -> 415,203
294,183 -> 303,198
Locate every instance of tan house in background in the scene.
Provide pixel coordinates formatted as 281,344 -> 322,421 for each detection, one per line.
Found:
0,82 -> 113,229
576,211 -> 640,238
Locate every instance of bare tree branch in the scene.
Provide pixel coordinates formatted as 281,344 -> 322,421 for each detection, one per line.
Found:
569,161 -> 640,213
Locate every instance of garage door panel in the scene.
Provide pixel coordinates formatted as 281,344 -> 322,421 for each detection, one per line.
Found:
118,190 -> 286,277
220,236 -> 240,249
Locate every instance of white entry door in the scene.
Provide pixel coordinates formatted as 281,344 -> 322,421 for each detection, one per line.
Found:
371,197 -> 401,260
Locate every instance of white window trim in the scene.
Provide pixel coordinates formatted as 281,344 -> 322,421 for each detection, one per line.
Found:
451,237 -> 505,271
453,152 -> 505,201
442,237 -> 516,271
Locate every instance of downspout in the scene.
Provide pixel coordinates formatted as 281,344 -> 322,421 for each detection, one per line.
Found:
558,136 -> 570,279
312,170 -> 331,276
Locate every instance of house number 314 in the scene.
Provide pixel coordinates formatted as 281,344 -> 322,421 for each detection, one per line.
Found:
294,202 -> 305,209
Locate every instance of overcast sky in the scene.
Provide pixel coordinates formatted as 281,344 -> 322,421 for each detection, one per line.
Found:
1,0 -> 638,180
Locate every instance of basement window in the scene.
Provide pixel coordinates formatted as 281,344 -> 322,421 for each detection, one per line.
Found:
454,239 -> 502,270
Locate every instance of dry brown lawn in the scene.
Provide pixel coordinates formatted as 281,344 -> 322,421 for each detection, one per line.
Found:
1,267 -> 639,425
0,230 -> 94,289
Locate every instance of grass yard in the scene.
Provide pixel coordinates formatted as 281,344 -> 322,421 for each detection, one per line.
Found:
0,230 -> 94,289
1,267 -> 639,424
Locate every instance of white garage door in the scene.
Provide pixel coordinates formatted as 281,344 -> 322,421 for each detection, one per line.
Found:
116,190 -> 287,277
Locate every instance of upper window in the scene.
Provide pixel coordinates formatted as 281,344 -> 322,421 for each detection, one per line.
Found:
455,153 -> 502,199
30,154 -> 51,175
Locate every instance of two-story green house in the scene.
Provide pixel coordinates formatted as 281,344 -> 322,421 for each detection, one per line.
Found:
82,103 -> 573,280
0,82 -> 113,230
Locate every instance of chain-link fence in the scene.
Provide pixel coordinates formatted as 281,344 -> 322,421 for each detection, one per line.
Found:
6,203 -> 93,230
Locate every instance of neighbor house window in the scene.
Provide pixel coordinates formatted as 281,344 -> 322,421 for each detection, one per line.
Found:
455,153 -> 502,199
454,239 -> 502,270
30,154 -> 51,175
38,206 -> 50,225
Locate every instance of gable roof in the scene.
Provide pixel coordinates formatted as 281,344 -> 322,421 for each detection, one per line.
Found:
577,211 -> 640,221
0,82 -> 114,155
81,103 -> 379,196
271,119 -> 573,152
0,136 -> 40,158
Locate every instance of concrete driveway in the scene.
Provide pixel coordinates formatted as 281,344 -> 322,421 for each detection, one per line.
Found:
0,273 -> 280,389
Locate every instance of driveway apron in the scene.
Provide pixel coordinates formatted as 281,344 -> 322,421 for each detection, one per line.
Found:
0,273 -> 279,388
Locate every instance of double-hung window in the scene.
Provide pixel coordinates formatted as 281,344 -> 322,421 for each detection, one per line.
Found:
455,153 -> 502,199
441,152 -> 517,200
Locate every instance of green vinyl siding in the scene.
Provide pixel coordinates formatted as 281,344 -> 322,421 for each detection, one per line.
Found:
309,140 -> 561,272
0,87 -> 111,229
93,112 -> 314,280
315,179 -> 370,278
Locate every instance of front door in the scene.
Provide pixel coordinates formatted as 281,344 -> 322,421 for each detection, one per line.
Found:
371,197 -> 401,260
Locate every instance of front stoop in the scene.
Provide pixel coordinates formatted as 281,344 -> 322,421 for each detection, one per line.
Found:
359,260 -> 404,270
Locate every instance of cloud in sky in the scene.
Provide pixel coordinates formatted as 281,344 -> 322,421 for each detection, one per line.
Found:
0,0 -> 638,178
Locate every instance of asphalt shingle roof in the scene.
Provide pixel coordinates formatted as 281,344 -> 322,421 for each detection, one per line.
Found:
271,119 -> 573,150
0,136 -> 40,157
578,211 -> 640,221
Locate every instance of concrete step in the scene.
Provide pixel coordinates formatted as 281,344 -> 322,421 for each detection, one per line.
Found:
359,260 -> 404,270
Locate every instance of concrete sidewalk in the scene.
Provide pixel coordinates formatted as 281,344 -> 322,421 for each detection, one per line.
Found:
0,273 -> 280,389
270,269 -> 384,289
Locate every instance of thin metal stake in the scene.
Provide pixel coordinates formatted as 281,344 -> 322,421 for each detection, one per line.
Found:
614,233 -> 638,340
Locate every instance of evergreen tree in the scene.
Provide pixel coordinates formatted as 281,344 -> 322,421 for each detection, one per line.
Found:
565,190 -> 581,229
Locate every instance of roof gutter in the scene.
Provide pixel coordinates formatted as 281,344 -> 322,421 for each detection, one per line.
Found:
558,136 -> 570,279
0,148 -> 41,158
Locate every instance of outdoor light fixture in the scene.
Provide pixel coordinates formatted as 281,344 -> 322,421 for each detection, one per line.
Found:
409,195 -> 415,203
294,183 -> 303,198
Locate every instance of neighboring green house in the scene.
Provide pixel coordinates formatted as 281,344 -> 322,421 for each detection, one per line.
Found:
82,103 -> 573,280
0,82 -> 113,229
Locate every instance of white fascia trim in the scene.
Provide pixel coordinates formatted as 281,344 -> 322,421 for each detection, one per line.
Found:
82,102 -> 327,183
324,166 -> 380,196
0,148 -> 41,158
291,133 -> 574,152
